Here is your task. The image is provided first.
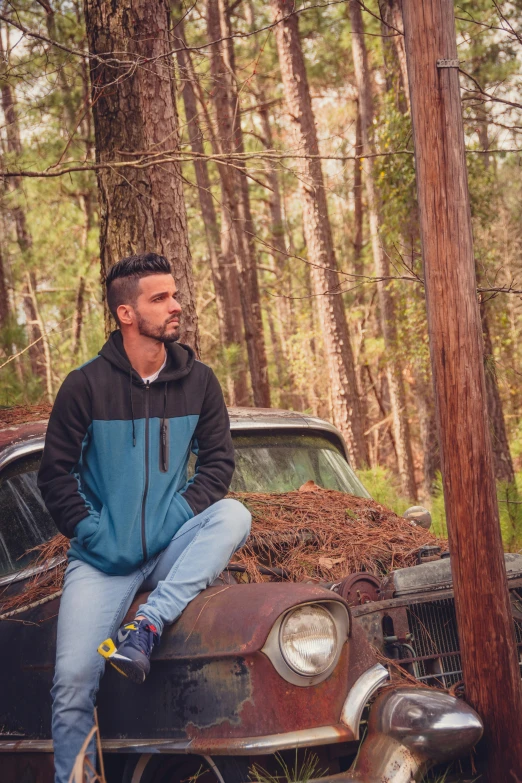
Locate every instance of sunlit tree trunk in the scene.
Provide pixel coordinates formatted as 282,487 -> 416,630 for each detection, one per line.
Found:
377,0 -> 439,496
350,0 -> 416,494
353,104 -> 364,282
206,0 -> 270,407
379,0 -> 410,113
256,94 -> 294,394
269,0 -> 368,466
83,0 -> 198,349
175,17 -> 249,405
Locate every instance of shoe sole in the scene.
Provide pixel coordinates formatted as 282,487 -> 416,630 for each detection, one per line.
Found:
107,655 -> 146,685
98,638 -> 147,685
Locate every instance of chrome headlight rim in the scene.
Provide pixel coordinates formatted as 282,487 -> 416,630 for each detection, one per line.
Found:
261,599 -> 351,687
279,604 -> 339,676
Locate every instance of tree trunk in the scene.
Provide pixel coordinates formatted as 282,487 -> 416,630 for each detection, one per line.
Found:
413,369 -> 439,497
379,0 -> 410,113
269,0 -> 368,466
0,29 -> 49,390
25,271 -> 53,402
71,193 -> 94,357
175,17 -> 248,405
206,0 -> 270,407
472,108 -> 515,485
403,1 -> 522,777
83,0 -> 198,349
481,301 -> 515,485
72,277 -> 86,358
377,4 -> 440,497
350,0 -> 416,496
353,103 -> 364,282
0,244 -> 9,329
256,94 -> 294,392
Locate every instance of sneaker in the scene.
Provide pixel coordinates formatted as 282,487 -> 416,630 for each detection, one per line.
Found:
98,618 -> 159,684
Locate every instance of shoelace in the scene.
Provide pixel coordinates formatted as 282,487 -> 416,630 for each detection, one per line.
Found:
124,621 -> 158,656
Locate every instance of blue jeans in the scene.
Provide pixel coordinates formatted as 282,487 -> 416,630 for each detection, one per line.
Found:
52,498 -> 251,783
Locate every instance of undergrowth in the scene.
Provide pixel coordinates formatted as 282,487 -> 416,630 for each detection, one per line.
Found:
249,751 -> 324,783
357,466 -> 522,551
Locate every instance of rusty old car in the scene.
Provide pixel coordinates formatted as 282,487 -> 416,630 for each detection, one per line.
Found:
0,407 -> 504,783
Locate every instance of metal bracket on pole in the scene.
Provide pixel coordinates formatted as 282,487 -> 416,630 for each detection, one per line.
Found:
437,59 -> 459,68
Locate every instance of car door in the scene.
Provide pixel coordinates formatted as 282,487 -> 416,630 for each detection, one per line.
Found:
0,450 -> 59,742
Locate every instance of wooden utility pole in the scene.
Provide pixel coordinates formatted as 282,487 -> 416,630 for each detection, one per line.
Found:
401,1 -> 522,779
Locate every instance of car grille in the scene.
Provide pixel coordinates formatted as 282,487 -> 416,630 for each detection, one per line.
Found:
404,592 -> 522,688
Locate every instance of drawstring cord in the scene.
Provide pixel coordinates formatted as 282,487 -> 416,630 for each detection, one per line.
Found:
129,368 -> 167,459
129,367 -> 136,447
161,382 -> 168,471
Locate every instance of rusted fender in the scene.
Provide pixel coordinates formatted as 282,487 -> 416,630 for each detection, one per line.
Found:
94,583 -> 380,743
126,582 -> 349,659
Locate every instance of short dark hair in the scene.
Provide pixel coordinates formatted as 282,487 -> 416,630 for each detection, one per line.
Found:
106,253 -> 172,325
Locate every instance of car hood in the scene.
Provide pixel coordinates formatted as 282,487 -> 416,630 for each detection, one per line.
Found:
383,552 -> 522,597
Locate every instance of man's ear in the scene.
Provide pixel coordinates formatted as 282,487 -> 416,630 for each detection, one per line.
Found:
117,303 -> 134,326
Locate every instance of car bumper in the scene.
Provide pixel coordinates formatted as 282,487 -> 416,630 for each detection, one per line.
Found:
310,686 -> 483,783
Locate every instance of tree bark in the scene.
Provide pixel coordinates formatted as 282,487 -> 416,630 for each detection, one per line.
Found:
72,277 -> 86,357
412,368 -> 439,497
379,0 -> 410,113
269,0 -> 368,466
403,1 -> 522,778
377,3 -> 441,496
353,103 -> 364,282
256,94 -> 294,380
206,0 -> 270,407
83,0 -> 198,349
481,301 -> 515,485
350,0 -> 416,497
0,243 -> 9,329
472,107 -> 515,485
175,17 -> 248,405
0,28 -> 49,391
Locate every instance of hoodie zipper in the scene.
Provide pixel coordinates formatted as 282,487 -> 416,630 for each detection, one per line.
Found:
141,381 -> 150,562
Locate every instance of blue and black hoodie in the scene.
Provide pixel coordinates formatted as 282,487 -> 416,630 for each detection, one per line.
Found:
37,331 -> 234,576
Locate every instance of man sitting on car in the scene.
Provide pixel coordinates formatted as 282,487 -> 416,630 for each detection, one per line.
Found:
38,253 -> 251,783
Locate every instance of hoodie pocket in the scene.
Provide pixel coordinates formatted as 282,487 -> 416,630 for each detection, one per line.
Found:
74,512 -> 100,548
77,503 -> 145,574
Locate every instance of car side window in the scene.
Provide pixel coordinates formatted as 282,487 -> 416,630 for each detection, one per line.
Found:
0,453 -> 57,577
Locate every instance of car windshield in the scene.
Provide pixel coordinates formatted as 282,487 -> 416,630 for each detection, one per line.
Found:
228,432 -> 370,496
0,455 -> 57,578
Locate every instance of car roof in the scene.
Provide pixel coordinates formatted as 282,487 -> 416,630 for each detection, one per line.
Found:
0,407 -> 350,471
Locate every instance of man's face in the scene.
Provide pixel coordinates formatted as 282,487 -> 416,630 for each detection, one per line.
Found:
133,274 -> 182,343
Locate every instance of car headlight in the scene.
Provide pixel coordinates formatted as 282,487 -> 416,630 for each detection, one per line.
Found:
279,604 -> 338,676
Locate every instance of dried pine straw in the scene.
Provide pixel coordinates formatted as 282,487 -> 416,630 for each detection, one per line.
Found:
0,404 -> 52,426
230,485 -> 446,582
0,485 -> 446,615
0,534 -> 68,615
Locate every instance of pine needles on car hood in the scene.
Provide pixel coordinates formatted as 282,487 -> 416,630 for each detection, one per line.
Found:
0,485 -> 445,615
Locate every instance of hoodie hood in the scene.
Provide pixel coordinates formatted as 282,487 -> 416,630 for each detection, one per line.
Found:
99,330 -> 195,384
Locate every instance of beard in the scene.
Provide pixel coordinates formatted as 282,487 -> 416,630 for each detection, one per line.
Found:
135,310 -> 180,343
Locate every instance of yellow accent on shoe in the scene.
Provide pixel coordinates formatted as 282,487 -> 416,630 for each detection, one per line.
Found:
109,661 -> 129,678
97,638 -> 117,658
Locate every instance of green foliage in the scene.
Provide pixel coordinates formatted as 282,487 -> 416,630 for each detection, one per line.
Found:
249,751 -> 325,783
357,465 -> 414,516
429,472 -> 522,551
